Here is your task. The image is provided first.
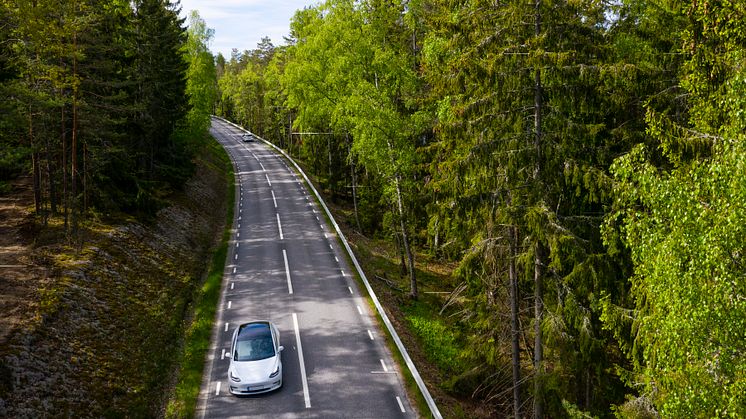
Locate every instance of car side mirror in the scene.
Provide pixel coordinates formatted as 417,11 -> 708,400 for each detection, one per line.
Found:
278,346 -> 284,352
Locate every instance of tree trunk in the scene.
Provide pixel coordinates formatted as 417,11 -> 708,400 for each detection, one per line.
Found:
534,243 -> 545,419
45,136 -> 56,215
585,368 -> 591,410
394,175 -> 417,299
346,134 -> 362,232
533,0 -> 543,180
83,141 -> 88,212
393,228 -> 407,276
62,97 -> 68,232
533,2 -> 544,417
31,137 -> 41,214
509,224 -> 522,419
71,32 -> 79,235
327,135 -> 333,197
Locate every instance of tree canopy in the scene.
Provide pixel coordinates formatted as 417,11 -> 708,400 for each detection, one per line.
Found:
215,0 -> 745,417
0,1 -> 217,229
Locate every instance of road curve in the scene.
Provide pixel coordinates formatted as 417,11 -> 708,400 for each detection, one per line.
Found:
196,118 -> 415,418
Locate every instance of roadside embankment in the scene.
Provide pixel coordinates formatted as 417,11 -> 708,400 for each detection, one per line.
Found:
0,135 -> 231,417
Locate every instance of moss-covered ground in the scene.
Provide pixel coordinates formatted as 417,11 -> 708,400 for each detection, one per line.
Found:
0,134 -> 230,417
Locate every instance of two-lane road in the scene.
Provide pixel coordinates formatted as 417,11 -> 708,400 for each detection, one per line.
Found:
196,118 -> 415,418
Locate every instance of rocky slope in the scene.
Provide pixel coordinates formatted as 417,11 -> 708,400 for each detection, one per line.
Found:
0,147 -> 228,417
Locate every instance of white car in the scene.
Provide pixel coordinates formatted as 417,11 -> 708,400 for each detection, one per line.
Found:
228,321 -> 284,395
241,133 -> 254,142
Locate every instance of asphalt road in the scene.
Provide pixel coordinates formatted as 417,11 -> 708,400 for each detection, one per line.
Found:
196,118 -> 415,419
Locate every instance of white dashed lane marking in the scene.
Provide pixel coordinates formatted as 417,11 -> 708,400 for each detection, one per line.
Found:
283,249 -> 293,295
397,397 -> 406,413
277,213 -> 284,240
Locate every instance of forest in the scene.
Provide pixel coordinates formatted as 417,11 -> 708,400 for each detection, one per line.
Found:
213,0 -> 745,417
0,0 -> 216,227
1,0 -> 220,416
1,0 -> 744,417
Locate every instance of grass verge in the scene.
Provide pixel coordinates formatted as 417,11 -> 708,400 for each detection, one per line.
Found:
165,135 -> 235,418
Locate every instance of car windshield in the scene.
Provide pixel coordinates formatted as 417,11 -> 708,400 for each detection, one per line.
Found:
234,323 -> 275,362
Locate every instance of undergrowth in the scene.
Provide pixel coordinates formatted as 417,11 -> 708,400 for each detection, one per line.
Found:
405,309 -> 462,375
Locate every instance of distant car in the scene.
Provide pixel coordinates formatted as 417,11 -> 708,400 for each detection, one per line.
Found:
228,321 -> 283,395
241,133 -> 254,142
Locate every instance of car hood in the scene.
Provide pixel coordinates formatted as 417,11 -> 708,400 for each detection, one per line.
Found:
231,356 -> 279,383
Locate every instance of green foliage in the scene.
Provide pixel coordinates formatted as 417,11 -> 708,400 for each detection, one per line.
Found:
183,10 -> 218,137
604,1 -> 746,417
212,0 -> 744,416
406,312 -> 462,375
1,0 -> 195,220
608,123 -> 746,418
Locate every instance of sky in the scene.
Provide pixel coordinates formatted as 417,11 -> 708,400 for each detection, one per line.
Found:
178,0 -> 317,58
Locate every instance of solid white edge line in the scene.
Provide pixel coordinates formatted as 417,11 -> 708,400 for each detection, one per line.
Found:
283,249 -> 293,295
277,213 -> 284,240
215,381 -> 221,396
293,313 -> 311,408
265,173 -> 272,186
397,396 -> 406,413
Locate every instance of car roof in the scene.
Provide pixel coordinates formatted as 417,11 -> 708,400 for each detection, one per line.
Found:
237,321 -> 272,341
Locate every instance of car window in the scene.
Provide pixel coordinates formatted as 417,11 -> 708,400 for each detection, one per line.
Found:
235,336 -> 275,361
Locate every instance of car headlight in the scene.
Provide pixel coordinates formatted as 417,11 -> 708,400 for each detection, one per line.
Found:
269,365 -> 280,378
230,369 -> 241,382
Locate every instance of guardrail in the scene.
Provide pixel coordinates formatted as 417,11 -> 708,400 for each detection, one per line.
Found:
214,116 -> 442,419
